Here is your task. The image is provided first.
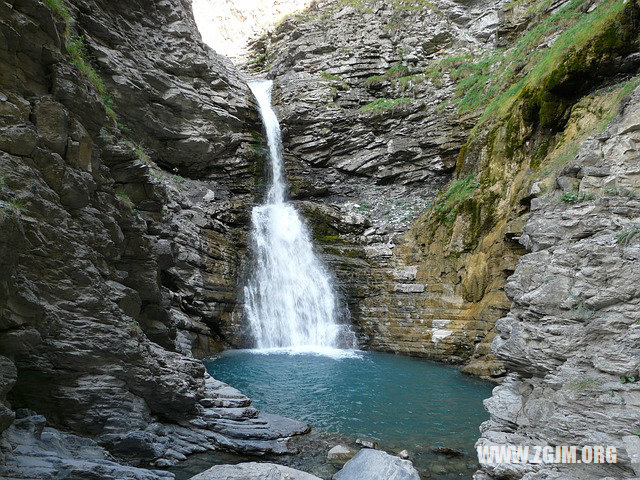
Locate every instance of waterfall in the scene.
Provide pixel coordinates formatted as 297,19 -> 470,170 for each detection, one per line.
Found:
244,80 -> 347,350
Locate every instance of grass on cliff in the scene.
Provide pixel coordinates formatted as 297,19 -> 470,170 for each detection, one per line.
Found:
44,0 -> 71,24
433,174 -> 479,223
358,97 -> 412,114
478,0 -> 629,125
403,0 -> 632,121
364,65 -> 410,86
66,36 -> 118,122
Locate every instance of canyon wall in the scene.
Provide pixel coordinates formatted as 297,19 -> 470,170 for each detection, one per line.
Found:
0,0 -> 307,476
257,0 -> 640,384
258,0 -> 640,477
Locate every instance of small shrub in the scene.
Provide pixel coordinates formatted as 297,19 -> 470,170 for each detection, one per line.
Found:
128,321 -> 142,335
620,374 -> 638,384
604,187 -> 637,199
561,191 -> 594,204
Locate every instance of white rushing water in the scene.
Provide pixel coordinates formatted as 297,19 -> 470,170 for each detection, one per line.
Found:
244,81 -> 346,351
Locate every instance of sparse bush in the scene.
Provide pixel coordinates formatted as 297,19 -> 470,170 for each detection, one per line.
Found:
561,191 -> 593,204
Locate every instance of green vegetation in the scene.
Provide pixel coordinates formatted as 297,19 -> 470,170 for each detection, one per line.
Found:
389,0 -> 440,11
115,190 -> 133,207
616,228 -> 640,246
605,187 -> 638,199
397,0 -> 636,123
129,321 -> 142,335
44,0 -> 71,25
364,65 -> 410,86
477,0 -> 632,127
569,378 -> 602,392
561,191 -> 594,204
66,36 -> 118,122
356,201 -> 372,212
358,97 -> 412,114
248,51 -> 267,69
635,428 -> 640,437
620,374 -> 638,384
433,174 -> 480,223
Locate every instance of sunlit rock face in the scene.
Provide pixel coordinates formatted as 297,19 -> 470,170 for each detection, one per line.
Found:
192,0 -> 312,63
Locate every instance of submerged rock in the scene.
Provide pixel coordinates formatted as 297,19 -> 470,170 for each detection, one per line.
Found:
327,444 -> 356,466
189,462 -> 322,480
333,449 -> 420,480
355,437 -> 379,449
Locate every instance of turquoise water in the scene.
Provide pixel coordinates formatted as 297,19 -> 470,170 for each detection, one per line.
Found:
202,350 -> 493,477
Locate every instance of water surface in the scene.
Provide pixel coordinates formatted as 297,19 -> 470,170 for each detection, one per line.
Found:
197,349 -> 493,478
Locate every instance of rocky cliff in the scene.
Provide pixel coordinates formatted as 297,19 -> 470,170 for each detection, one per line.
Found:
255,0 -> 640,382
476,81 -> 640,480
0,0 -> 307,477
253,0 -> 510,375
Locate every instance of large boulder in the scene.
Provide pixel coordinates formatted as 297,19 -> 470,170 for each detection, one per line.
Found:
189,462 -> 322,480
333,449 -> 420,480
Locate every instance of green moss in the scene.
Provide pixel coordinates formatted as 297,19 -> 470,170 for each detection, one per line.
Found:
358,97 -> 412,114
300,207 -> 340,241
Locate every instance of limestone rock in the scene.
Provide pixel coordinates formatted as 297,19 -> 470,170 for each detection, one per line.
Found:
0,414 -> 174,480
189,462 -> 322,480
333,449 -> 421,480
327,444 -> 356,466
476,85 -> 640,479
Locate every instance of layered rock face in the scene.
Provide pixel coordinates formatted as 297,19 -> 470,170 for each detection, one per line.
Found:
256,0 -> 640,381
257,0 -> 510,374
0,0 -> 306,475
476,85 -> 640,480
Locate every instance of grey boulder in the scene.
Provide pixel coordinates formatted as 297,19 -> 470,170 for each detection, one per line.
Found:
189,462 -> 322,480
333,449 -> 421,480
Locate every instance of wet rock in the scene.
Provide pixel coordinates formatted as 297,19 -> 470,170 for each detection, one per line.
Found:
432,446 -> 464,457
333,449 -> 420,480
398,449 -> 410,459
355,437 -> 379,449
327,444 -> 356,466
189,462 -> 322,480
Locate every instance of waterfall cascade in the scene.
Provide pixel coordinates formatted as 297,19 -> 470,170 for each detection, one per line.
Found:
244,80 -> 351,351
